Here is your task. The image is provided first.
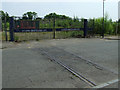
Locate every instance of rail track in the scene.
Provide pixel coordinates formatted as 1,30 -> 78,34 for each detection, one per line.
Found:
55,46 -> 118,75
40,48 -> 97,87
37,46 -> 118,88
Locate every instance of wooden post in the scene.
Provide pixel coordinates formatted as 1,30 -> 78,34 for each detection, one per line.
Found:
83,19 -> 88,38
9,17 -> 14,41
53,17 -> 55,39
0,16 -> 2,31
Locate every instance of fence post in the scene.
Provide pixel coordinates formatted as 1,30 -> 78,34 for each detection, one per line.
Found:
0,17 -> 2,31
115,21 -> 118,35
36,20 -> 39,29
53,17 -> 55,39
9,17 -> 14,41
5,15 -> 8,41
83,19 -> 88,38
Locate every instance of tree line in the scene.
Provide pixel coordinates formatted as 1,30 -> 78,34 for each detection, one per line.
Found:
0,10 -> 119,35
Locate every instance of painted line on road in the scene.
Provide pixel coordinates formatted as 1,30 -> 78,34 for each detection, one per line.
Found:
92,79 -> 119,88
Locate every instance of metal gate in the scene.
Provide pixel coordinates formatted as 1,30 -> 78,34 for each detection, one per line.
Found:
8,17 -> 94,41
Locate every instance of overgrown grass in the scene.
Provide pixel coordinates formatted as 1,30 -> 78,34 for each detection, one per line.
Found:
56,31 -> 83,39
2,31 -> 84,41
2,31 -> 119,42
14,32 -> 53,41
2,32 -> 10,41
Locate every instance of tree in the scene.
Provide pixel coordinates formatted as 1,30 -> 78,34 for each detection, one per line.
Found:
44,13 -> 71,19
36,17 -> 42,20
22,12 -> 38,20
0,10 -> 5,21
44,13 -> 57,19
0,10 -> 9,22
119,19 -> 120,22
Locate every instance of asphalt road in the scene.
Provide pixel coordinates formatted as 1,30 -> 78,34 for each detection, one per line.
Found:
2,48 -> 90,88
2,38 -> 119,88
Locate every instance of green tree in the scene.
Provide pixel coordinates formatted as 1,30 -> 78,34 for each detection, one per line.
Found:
22,12 -> 38,20
44,13 -> 71,19
44,13 -> 57,19
119,19 -> 120,22
0,11 -> 9,22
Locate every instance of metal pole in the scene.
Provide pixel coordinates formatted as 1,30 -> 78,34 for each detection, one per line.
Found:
102,0 -> 105,38
0,17 -> 2,31
5,14 -> 8,41
116,21 -> 118,35
9,17 -> 14,41
83,19 -> 88,38
53,17 -> 55,39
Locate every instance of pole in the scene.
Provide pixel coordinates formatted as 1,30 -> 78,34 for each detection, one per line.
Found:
0,17 -> 2,31
5,14 -> 8,41
53,17 -> 55,39
116,21 -> 118,35
9,17 -> 14,41
102,0 -> 105,38
83,19 -> 88,38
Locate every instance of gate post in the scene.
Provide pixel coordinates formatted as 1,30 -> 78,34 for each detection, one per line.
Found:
83,19 -> 88,38
9,17 -> 14,41
53,17 -> 55,39
0,17 -> 1,31
5,15 -> 8,41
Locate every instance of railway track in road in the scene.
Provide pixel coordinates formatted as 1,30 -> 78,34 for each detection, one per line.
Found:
38,46 -> 118,88
55,47 -> 118,75
40,48 -> 97,87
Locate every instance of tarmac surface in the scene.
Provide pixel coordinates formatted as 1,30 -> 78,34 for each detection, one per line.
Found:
2,38 -> 119,88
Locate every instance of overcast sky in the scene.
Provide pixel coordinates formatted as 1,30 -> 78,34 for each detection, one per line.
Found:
1,0 -> 119,21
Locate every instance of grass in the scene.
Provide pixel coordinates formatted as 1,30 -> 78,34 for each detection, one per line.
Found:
2,32 -> 10,41
2,30 -> 119,42
56,31 -> 83,39
2,31 -> 84,42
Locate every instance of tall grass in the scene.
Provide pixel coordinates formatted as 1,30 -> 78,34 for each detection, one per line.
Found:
2,30 -> 84,41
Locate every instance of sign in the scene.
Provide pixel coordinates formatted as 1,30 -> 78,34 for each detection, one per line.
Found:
14,29 -> 53,32
14,20 -> 39,30
56,28 -> 83,31
14,28 -> 93,32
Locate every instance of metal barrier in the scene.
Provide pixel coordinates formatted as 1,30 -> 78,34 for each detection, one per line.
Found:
9,17 -> 94,41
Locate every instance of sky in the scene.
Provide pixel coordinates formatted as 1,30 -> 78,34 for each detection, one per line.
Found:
1,0 -> 119,21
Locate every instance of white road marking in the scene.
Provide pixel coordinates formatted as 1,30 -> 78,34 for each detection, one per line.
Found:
92,79 -> 119,88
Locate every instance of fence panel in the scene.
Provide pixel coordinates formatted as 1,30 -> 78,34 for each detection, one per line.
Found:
8,17 -> 94,41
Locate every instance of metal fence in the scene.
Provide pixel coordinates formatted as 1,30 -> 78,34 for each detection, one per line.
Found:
2,17 -> 94,42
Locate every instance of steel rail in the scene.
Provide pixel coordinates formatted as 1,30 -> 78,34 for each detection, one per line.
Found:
40,48 -> 97,87
55,47 -> 118,75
